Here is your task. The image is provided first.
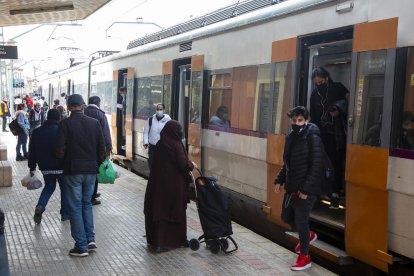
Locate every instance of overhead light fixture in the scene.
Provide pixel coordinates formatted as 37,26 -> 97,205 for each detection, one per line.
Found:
336,1 -> 354,13
10,3 -> 74,15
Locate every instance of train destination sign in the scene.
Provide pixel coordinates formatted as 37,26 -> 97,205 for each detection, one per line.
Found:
0,46 -> 18,59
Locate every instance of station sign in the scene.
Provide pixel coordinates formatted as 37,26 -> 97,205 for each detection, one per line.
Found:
0,46 -> 18,59
13,79 -> 24,88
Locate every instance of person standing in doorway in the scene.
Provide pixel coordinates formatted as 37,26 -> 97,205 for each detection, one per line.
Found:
309,67 -> 348,209
1,97 -> 11,132
56,94 -> 105,257
274,106 -> 324,271
143,103 -> 171,168
84,96 -> 112,205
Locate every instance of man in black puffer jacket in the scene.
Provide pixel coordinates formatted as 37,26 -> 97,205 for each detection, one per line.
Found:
274,106 -> 324,271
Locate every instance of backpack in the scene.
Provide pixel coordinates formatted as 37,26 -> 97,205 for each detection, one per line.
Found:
9,119 -> 24,136
307,134 -> 334,195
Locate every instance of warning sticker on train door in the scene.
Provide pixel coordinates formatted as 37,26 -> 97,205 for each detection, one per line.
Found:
356,79 -> 364,116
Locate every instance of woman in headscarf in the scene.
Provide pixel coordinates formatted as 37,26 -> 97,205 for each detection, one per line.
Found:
144,120 -> 195,253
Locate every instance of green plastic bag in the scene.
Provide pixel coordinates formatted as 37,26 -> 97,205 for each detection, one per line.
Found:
97,158 -> 116,184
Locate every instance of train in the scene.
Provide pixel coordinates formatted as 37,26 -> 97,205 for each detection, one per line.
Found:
39,0 -> 414,274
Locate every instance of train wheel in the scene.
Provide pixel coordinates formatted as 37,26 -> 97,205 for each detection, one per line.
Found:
189,239 -> 200,251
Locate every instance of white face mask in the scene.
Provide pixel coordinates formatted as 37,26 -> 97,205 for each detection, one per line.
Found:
156,110 -> 164,117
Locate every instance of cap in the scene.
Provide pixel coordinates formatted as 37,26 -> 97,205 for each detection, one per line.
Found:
67,94 -> 85,106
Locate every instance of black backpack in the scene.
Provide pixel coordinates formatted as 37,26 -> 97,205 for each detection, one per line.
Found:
9,119 -> 24,136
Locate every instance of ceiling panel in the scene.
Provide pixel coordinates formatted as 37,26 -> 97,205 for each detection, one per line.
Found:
0,0 -> 111,27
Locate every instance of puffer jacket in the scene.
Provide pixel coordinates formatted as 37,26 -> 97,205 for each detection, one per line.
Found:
274,123 -> 324,196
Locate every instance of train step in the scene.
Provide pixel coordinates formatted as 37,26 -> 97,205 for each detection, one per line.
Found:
285,231 -> 353,265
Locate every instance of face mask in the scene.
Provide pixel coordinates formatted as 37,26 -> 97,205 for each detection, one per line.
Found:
35,107 -> 40,112
291,124 -> 305,133
316,82 -> 328,91
24,108 -> 28,112
156,111 -> 164,117
222,113 -> 229,121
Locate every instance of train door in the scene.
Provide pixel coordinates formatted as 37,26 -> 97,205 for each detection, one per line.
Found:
298,27 -> 353,238
112,68 -> 128,157
344,18 -> 397,272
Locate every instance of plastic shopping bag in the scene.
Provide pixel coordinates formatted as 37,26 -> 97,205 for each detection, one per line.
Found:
97,158 -> 116,184
21,174 -> 43,190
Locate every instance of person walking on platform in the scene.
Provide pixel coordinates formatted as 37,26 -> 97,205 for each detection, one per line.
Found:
143,103 -> 171,168
0,97 -> 11,132
84,96 -> 112,205
28,102 -> 46,136
15,104 -> 30,161
56,94 -> 106,257
274,106 -> 324,271
29,109 -> 69,224
144,120 -> 195,253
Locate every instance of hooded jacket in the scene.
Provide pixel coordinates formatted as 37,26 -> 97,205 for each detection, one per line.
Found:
275,123 -> 324,196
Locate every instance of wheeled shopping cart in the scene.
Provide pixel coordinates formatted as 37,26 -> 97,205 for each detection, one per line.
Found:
189,169 -> 238,254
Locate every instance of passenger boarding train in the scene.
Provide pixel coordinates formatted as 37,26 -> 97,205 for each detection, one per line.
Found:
39,0 -> 414,273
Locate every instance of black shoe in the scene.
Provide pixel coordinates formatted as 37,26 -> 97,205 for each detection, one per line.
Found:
88,241 -> 97,250
155,246 -> 169,253
16,156 -> 23,161
95,193 -> 101,198
61,216 -> 70,221
34,207 -> 42,224
69,247 -> 88,257
92,199 -> 101,205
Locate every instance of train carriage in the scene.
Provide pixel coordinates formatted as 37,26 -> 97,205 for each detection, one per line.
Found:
39,0 -> 414,273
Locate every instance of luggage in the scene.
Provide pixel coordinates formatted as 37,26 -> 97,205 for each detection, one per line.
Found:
9,119 -> 23,136
189,169 -> 238,254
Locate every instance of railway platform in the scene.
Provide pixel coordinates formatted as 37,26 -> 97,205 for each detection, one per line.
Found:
0,131 -> 336,275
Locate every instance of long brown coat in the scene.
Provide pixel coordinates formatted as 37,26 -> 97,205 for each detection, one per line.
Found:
144,120 -> 194,249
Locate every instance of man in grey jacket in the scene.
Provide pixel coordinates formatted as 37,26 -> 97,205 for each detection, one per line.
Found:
84,96 -> 112,205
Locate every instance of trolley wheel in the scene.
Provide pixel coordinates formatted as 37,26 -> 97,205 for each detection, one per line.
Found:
210,240 -> 221,254
219,238 -> 229,250
189,239 -> 200,251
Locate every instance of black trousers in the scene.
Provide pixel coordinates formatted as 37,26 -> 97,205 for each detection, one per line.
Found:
147,144 -> 156,169
91,177 -> 98,200
281,193 -> 317,255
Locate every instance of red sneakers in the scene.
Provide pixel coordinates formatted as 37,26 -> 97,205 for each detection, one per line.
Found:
291,254 -> 312,271
295,230 -> 317,254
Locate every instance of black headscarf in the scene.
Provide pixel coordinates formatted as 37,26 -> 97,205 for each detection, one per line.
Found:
159,120 -> 185,158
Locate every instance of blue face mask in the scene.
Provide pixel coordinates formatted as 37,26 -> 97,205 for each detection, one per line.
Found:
156,111 -> 164,117
24,108 -> 28,112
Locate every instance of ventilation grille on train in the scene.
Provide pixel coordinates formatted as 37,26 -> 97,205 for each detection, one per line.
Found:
127,0 -> 287,50
179,42 -> 192,52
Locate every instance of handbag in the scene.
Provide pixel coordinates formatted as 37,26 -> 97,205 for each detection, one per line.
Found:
9,119 -> 23,136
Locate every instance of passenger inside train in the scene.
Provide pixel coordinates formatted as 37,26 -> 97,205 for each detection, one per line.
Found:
309,67 -> 348,209
209,105 -> 230,128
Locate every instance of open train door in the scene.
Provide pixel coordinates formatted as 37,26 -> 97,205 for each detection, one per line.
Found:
111,70 -> 119,154
345,18 -> 397,272
188,55 -> 204,168
125,67 -> 135,160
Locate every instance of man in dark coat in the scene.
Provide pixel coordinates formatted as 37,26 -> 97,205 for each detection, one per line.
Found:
309,67 -> 348,209
56,94 -> 106,257
274,106 -> 324,271
144,120 -> 195,253
29,109 -> 69,224
84,96 -> 112,205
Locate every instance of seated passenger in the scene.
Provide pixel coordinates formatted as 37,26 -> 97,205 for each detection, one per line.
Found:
210,105 -> 230,128
402,111 -> 414,150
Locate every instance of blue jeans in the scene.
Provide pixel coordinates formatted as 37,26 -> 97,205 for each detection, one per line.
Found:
64,174 -> 96,251
16,132 -> 28,157
36,174 -> 69,217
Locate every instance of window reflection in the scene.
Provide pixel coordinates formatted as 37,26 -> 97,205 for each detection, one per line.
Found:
208,71 -> 232,129
135,76 -> 163,118
352,50 -> 387,147
190,72 -> 202,124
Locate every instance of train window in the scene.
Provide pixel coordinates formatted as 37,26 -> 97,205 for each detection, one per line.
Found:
190,71 -> 202,124
135,76 -> 163,118
352,50 -> 387,146
163,75 -> 172,115
96,81 -> 112,113
395,48 -> 414,151
254,64 -> 272,132
272,61 -> 292,135
208,72 -> 232,128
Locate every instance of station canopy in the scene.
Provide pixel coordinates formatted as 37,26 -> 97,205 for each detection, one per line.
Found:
0,0 -> 111,27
